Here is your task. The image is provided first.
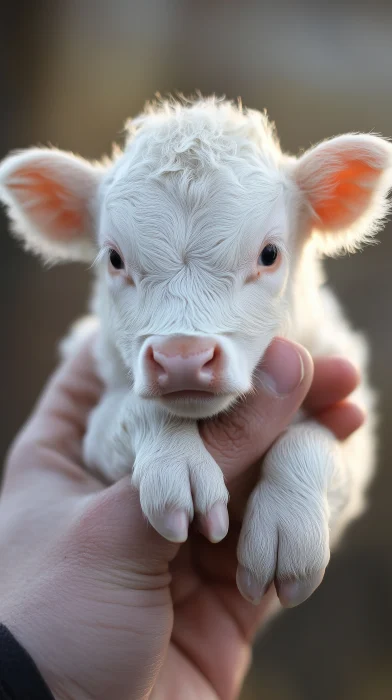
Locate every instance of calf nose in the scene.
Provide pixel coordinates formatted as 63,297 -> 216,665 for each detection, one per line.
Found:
147,336 -> 222,393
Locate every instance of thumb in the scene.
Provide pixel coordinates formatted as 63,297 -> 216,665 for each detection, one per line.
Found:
200,338 -> 313,510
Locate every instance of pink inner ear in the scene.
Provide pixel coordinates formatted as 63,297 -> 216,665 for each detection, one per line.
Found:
311,160 -> 380,229
8,168 -> 84,241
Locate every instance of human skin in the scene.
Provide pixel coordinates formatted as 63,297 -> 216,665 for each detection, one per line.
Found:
0,337 -> 364,700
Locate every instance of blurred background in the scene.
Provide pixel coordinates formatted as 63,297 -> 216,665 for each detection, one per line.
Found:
1,1 -> 392,697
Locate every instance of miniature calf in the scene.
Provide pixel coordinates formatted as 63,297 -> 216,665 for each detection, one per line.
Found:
1,97 -> 390,608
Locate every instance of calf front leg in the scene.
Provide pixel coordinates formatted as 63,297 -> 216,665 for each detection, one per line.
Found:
133,414 -> 229,543
237,421 -> 352,607
83,390 -> 229,543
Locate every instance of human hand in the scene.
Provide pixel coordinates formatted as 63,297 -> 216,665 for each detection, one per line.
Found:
0,338 -> 363,700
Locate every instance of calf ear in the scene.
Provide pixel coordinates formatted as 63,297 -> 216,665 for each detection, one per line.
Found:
0,148 -> 103,263
292,134 -> 392,254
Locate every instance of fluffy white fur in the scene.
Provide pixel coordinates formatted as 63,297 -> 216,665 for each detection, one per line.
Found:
1,96 -> 391,605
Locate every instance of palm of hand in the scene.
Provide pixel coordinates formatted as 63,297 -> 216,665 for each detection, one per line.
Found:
158,519 -> 276,700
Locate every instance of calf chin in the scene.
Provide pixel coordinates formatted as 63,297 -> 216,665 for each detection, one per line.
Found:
157,391 -> 239,419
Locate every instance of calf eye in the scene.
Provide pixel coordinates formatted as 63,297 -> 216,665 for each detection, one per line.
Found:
258,244 -> 278,267
109,248 -> 124,270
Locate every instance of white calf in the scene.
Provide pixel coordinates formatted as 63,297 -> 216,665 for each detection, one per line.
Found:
1,97 -> 390,607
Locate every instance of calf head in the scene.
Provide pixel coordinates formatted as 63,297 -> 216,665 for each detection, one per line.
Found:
1,98 -> 391,418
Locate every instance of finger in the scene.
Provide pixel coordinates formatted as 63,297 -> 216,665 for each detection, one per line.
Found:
20,337 -> 102,459
200,338 -> 313,504
317,400 -> 366,440
304,357 -> 360,413
4,336 -> 103,495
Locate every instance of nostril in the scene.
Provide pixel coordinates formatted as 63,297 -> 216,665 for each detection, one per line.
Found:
202,344 -> 220,369
151,348 -> 162,366
199,346 -> 221,385
146,346 -> 157,367
148,347 -> 167,375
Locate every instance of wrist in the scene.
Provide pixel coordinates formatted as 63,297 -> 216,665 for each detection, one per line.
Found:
0,605 -> 76,700
0,622 -> 56,700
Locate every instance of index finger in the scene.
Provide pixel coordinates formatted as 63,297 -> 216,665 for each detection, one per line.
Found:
303,356 -> 360,413
3,337 -> 103,492
29,339 -> 102,457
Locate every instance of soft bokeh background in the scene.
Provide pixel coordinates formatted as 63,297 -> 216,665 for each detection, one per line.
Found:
1,1 -> 392,697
